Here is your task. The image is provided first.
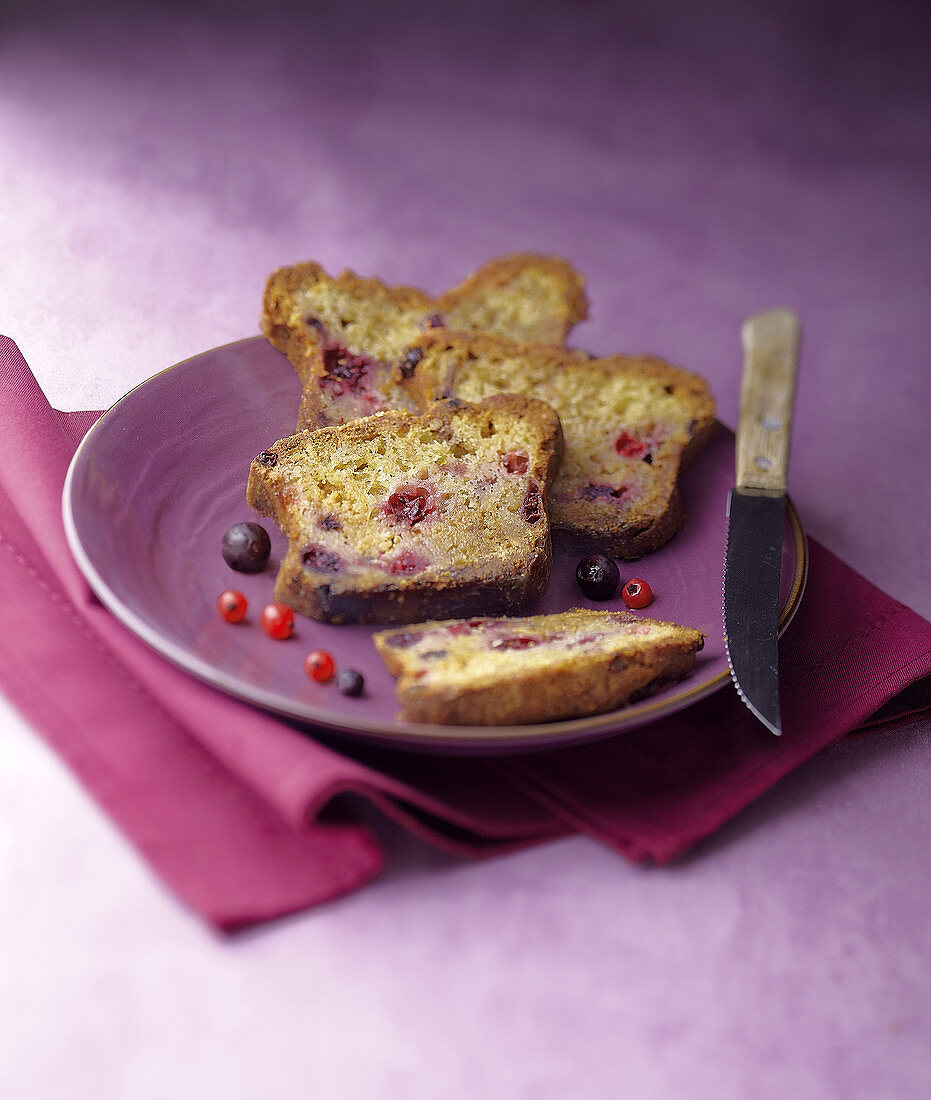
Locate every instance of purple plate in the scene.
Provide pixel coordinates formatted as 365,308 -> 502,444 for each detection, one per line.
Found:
63,337 -> 806,752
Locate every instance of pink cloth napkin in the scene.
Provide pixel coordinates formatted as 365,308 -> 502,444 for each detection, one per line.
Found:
3,334 -> 929,932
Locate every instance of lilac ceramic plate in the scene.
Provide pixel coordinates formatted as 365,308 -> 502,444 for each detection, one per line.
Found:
63,337 -> 806,752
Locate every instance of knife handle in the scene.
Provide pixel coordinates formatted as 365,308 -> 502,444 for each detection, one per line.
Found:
736,309 -> 800,495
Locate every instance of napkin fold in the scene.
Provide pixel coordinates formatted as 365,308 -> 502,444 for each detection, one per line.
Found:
2,335 -> 929,932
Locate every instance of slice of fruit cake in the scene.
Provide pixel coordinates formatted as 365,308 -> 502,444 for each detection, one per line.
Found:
246,395 -> 563,624
374,608 -> 705,725
397,330 -> 716,559
261,253 -> 588,430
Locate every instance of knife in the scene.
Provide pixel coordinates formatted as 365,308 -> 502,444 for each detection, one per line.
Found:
723,308 -> 801,735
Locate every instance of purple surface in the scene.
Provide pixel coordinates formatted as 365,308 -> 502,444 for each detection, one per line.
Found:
3,0 -> 927,617
1,1 -> 929,1098
64,336 -> 803,749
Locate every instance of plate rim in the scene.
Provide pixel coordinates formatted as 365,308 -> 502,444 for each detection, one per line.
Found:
62,336 -> 808,752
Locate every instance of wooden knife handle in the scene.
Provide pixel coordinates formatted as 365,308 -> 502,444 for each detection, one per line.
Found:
736,308 -> 800,495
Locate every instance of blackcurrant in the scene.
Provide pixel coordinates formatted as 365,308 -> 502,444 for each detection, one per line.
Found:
221,522 -> 271,573
336,668 -> 365,697
575,554 -> 620,600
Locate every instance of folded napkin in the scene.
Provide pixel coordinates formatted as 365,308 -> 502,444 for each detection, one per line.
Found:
2,335 -> 929,932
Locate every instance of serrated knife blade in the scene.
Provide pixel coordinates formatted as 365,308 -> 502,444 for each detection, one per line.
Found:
723,309 -> 800,735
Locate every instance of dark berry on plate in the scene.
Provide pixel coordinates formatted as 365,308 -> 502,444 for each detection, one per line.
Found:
422,313 -> 444,329
576,554 -> 620,600
305,650 -> 335,682
259,602 -> 295,639
217,590 -> 248,623
222,522 -> 271,573
256,450 -> 278,468
337,668 -> 364,697
622,578 -> 653,609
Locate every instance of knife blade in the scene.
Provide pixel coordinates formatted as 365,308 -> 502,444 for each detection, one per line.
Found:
723,308 -> 800,735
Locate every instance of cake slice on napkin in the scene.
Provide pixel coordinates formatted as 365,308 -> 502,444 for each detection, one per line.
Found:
261,253 -> 588,430
246,395 -> 564,624
373,608 -> 706,725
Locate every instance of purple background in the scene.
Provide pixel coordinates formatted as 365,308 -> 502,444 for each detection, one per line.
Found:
1,1 -> 929,1097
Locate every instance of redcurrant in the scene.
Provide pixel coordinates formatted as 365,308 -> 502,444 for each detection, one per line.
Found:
615,430 -> 647,458
259,602 -> 295,639
622,578 -> 653,609
217,590 -> 248,623
304,649 -> 335,682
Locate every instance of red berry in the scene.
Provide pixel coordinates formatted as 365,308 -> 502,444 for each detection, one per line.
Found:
217,590 -> 248,623
615,431 -> 648,458
388,549 -> 426,575
259,602 -> 295,639
304,650 -> 335,682
520,485 -> 544,524
491,635 -> 540,650
320,344 -> 372,391
622,578 -> 653,609
385,485 -> 436,525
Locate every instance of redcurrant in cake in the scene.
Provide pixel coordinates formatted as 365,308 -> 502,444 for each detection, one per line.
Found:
246,395 -> 564,624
